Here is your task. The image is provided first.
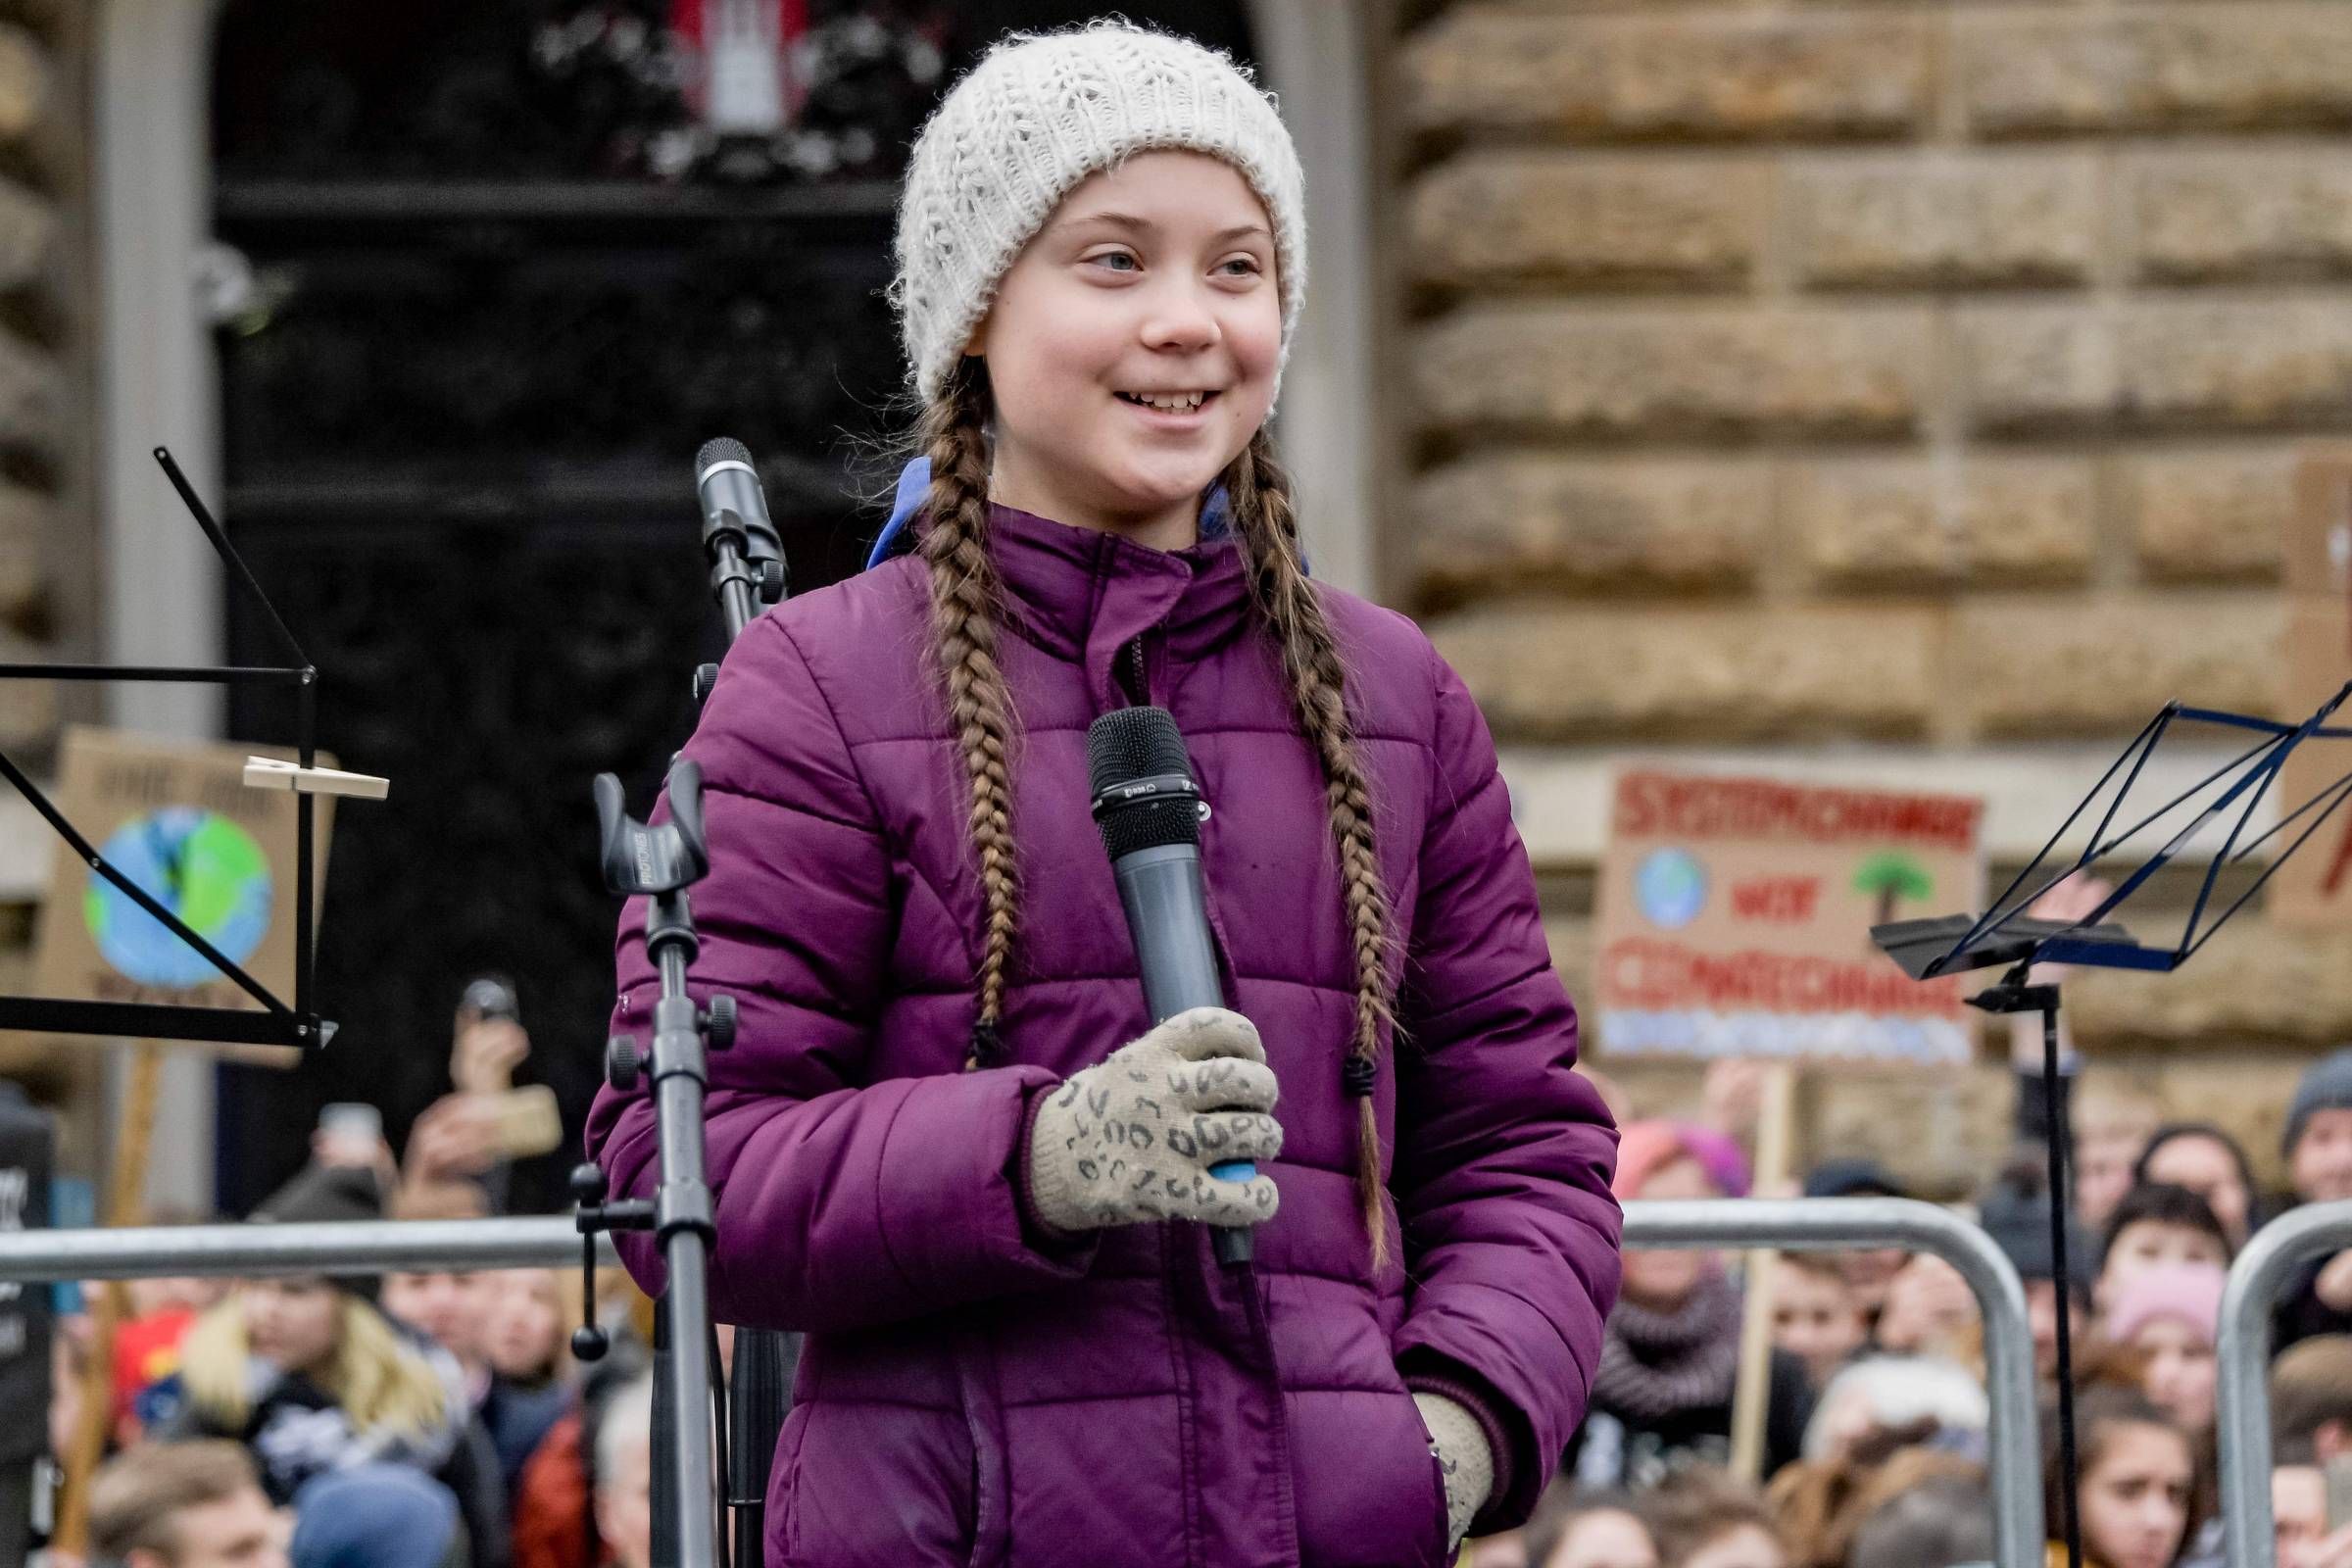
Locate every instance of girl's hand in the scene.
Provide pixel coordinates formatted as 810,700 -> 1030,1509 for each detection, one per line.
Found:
1025,1007 -> 1283,1234
1413,1390 -> 1494,1553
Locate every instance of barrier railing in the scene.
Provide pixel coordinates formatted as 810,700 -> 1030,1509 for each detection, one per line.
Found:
2218,1198 -> 2352,1568
0,1198 -> 2040,1566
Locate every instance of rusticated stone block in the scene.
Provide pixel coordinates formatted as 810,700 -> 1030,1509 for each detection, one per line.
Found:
1409,153 -> 1763,290
1953,592 -> 2281,734
0,24 -> 43,143
2070,917 -> 2352,1048
1961,7 -> 2352,138
1411,455 -> 1765,601
1788,457 -> 2096,587
0,629 -> 53,746
1427,603 -> 1939,742
0,328 -> 57,458
1400,9 -> 1930,141
0,479 -> 45,625
1810,1059 -> 2015,1197
1416,305 -> 1930,440
1952,305 -> 2119,434
2119,448 -> 2291,580
1958,301 -> 2352,434
1786,151 -> 2101,288
2131,151 -> 2352,281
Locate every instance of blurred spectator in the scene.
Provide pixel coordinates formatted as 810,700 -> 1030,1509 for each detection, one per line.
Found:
1770,1254 -> 1867,1392
1567,1122 -> 1811,1489
287,1464 -> 461,1568
2045,1387 -> 2199,1568
2272,1460 -> 2352,1568
2066,1079 -> 2164,1236
1977,1181 -> 2095,1382
1796,1160 -> 1908,1334
88,1439 -> 290,1568
1872,1252 -> 1981,1366
1841,1462 -> 1993,1568
2133,1125 -> 2260,1249
2098,1184 -> 2232,1313
476,1269 -> 574,1498
139,1157 -> 507,1568
2276,1050 -> 2352,1348
591,1374 -> 653,1568
1797,1355 -> 1987,1466
2274,1337 -> 2352,1464
381,1190 -> 496,1409
1517,1482 -> 1659,1568
1767,1440 -> 1983,1568
1643,1468 -> 1787,1568
2106,1264 -> 2224,1443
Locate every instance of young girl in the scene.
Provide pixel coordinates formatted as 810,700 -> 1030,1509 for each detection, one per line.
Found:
584,21 -> 1622,1567
2045,1388 -> 2200,1568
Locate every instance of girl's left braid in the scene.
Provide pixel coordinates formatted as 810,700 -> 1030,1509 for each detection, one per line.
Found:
915,361 -> 1023,1070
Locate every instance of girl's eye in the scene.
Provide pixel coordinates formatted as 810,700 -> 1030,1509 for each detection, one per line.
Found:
1088,251 -> 1139,272
1219,257 -> 1261,277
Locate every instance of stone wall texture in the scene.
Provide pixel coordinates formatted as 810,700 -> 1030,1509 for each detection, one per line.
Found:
1391,0 -> 2352,1188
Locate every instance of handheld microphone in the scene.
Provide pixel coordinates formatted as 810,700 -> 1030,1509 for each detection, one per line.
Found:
694,438 -> 785,641
1086,705 -> 1256,1268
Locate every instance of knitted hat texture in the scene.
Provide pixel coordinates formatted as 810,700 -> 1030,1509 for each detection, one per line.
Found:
889,21 -> 1308,406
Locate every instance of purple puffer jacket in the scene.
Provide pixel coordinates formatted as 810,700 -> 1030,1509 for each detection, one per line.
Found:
587,504 -> 1621,1568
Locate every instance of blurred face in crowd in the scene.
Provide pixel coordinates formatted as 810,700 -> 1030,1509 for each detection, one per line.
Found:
2132,1312 -> 2217,1436
2143,1134 -> 2252,1246
2272,1465 -> 2350,1568
2294,1110 -> 2352,1205
2028,1280 -> 2088,1381
1544,1508 -> 1658,1568
129,1481 -> 291,1568
382,1268 -> 492,1366
1617,1157 -> 1721,1311
2078,1421 -> 2194,1568
597,1430 -> 654,1568
1679,1524 -> 1785,1568
2076,1132 -> 2147,1234
1837,1247 -> 1907,1318
241,1279 -> 338,1377
1771,1261 -> 1866,1389
2100,1221 -> 2229,1311
482,1269 -> 565,1382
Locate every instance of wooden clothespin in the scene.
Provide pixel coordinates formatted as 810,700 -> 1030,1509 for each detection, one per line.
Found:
242,756 -> 389,801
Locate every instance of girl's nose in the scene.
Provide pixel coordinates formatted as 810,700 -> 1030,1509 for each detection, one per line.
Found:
1140,285 -> 1221,352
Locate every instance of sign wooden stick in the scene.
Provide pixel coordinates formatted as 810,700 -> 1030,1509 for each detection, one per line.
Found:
1728,1061 -> 1797,1485
50,1040 -> 164,1554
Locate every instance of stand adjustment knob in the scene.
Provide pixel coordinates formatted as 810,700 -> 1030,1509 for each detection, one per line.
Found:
692,662 -> 720,704
606,1033 -> 641,1092
569,1161 -> 608,1205
705,993 -> 737,1053
757,559 -> 786,603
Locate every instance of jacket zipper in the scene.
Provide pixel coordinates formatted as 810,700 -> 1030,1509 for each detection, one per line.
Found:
1124,635 -> 1149,707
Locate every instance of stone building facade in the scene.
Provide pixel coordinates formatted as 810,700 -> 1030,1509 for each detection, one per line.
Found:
1387,0 -> 2352,1190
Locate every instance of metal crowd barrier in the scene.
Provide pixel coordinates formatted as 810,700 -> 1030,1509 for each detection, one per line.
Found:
2218,1198 -> 2352,1568
0,1197 -> 2040,1566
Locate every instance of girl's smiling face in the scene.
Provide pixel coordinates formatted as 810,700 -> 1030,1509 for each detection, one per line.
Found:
967,150 -> 1281,552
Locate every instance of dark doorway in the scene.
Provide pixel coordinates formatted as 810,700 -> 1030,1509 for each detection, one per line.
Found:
209,0 -> 1256,1215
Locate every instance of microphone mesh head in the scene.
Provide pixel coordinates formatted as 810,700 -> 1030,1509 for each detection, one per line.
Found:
696,436 -> 752,479
1087,707 -> 1200,857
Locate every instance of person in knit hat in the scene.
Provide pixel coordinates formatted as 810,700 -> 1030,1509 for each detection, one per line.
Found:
2271,1048 -> 2352,1352
583,20 -> 1622,1567
1564,1120 -> 1808,1491
2105,1262 -> 2225,1442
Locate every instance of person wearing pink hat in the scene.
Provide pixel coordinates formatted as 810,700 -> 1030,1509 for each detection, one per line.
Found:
2106,1263 -> 2225,1443
1566,1122 -> 1814,1491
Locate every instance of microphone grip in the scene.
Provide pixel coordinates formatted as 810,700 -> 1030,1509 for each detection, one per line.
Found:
1111,846 -> 1256,1267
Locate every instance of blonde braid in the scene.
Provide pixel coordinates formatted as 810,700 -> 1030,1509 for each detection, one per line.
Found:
913,362 -> 1023,1069
1225,427 -> 1400,1272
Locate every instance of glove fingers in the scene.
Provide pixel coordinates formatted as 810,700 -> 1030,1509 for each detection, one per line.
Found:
1168,1109 -> 1283,1167
1167,1057 -> 1277,1114
1151,1006 -> 1266,1065
1189,1171 -> 1281,1227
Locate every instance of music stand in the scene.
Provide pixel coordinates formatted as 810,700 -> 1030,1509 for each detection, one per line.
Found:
1870,681 -> 2352,1568
0,447 -> 371,1053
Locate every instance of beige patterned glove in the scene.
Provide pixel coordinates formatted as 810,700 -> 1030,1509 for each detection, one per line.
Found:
1026,1006 -> 1283,1234
1413,1391 -> 1494,1553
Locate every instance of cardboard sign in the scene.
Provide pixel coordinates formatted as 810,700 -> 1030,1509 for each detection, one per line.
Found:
2270,450 -> 2352,930
1594,769 -> 1985,1065
25,727 -> 332,1062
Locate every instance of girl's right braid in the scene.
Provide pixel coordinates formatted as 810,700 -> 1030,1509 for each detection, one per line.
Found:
913,363 -> 1023,1070
1226,427 -> 1401,1273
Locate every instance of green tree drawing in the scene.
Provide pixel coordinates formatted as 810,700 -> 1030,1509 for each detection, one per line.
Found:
1853,852 -> 1935,927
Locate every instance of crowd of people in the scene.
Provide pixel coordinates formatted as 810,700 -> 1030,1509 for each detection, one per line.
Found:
33,952 -> 2352,1568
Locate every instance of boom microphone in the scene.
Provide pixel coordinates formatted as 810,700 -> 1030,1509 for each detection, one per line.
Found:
1086,705 -> 1256,1267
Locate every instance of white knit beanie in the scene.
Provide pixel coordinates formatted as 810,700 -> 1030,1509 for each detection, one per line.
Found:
890,20 -> 1308,408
